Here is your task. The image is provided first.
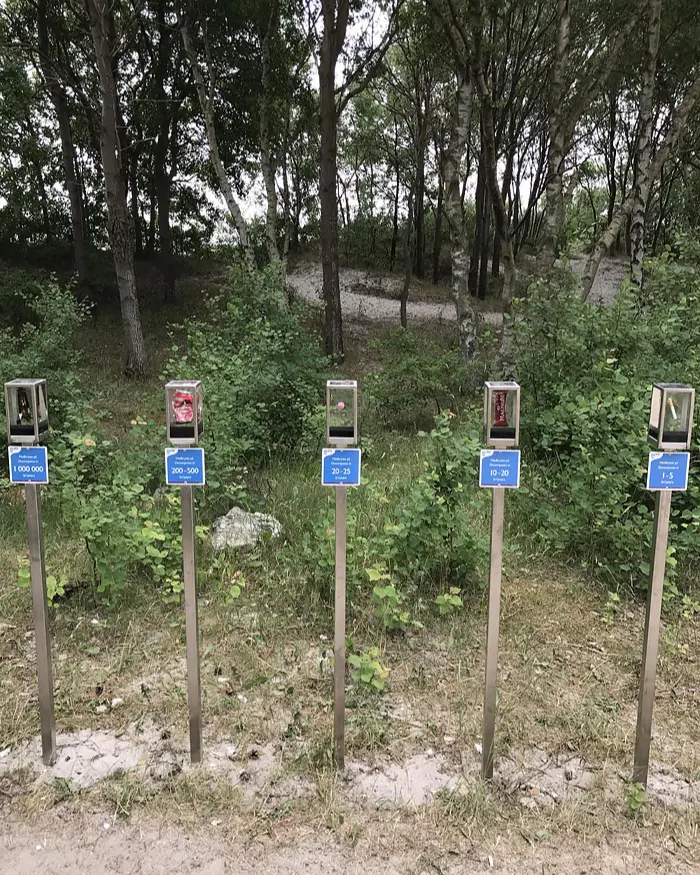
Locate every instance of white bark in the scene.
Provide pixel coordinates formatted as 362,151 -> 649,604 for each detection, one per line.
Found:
260,0 -> 280,264
630,0 -> 663,284
544,6 -> 640,265
544,0 -> 570,265
582,71 -> 700,299
442,68 -> 480,362
179,16 -> 255,266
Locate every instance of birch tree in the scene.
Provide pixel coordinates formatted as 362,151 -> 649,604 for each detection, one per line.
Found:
543,0 -> 641,265
629,0 -> 663,283
581,72 -> 700,298
179,13 -> 255,266
468,0 -> 517,304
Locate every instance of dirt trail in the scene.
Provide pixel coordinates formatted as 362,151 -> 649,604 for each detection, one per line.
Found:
1,810 -> 694,875
286,257 -> 628,325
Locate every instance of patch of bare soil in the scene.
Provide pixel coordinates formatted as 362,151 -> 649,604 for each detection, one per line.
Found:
287,257 -> 628,330
1,806 -> 695,875
287,262 -> 502,325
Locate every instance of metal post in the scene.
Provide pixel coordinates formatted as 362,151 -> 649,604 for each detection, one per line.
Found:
633,489 -> 672,786
482,487 -> 505,781
181,484 -> 202,764
25,483 -> 56,767
334,484 -> 347,770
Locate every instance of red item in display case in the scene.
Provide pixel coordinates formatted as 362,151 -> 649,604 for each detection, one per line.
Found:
173,391 -> 194,424
494,391 -> 508,428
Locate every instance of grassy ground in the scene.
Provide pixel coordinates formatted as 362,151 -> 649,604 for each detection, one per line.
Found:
1,267 -> 699,872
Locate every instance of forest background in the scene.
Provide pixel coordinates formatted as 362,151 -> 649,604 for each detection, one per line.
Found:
1,1 -> 700,871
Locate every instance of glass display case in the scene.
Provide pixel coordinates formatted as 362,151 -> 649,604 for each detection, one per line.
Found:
165,381 -> 203,446
484,381 -> 520,448
4,379 -> 49,445
326,380 -> 358,446
648,383 -> 694,450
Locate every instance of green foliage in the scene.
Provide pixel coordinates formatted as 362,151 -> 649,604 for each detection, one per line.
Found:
511,242 -> 700,593
295,493 -> 365,599
365,329 -> 470,430
368,564 -> 423,632
47,420 -> 188,603
375,413 -> 488,589
166,261 -> 327,495
0,272 -> 88,434
17,561 -> 67,606
602,591 -> 620,626
348,648 -> 390,692
625,782 -> 646,817
435,587 -> 463,616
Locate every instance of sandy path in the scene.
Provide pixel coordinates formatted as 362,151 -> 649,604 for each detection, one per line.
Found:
287,257 -> 628,327
2,810 -> 693,875
287,263 -> 499,324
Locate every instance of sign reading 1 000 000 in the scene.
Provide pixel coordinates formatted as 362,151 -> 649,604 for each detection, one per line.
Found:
8,446 -> 49,484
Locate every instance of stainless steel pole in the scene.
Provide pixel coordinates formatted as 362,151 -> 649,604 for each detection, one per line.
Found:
482,486 -> 505,781
181,484 -> 202,764
25,483 -> 56,766
334,484 -> 347,770
633,489 -> 672,786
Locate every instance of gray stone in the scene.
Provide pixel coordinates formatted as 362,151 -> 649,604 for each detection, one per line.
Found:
210,507 -> 282,552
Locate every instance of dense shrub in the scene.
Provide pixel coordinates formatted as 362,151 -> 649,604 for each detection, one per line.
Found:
365,328 -> 470,430
0,271 -> 88,437
166,260 -> 328,481
511,244 -> 700,592
375,413 -> 488,589
297,414 -> 488,601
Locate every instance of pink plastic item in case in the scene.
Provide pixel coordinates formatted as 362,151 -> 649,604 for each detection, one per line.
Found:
173,391 -> 194,424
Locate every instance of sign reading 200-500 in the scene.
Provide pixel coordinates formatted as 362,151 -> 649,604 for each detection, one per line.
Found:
165,447 -> 206,486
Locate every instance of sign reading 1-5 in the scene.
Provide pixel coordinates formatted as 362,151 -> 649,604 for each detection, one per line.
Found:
646,452 -> 689,491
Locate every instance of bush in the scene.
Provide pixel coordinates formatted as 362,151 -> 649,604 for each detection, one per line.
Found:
365,329 -> 470,430
374,413 -> 488,590
510,243 -> 700,593
166,261 -> 327,483
0,271 -> 88,434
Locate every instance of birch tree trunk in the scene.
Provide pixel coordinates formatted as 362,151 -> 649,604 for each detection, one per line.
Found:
582,72 -> 700,299
543,0 -> 570,266
87,0 -> 149,378
319,0 -> 350,359
442,67 -> 480,362
630,0 -> 663,284
401,187 -> 414,329
260,0 -> 281,263
37,0 -> 88,285
543,4 -> 640,266
179,16 -> 255,266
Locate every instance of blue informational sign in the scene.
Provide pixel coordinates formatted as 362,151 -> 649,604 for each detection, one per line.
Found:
322,448 -> 362,486
8,446 -> 49,484
646,452 -> 689,491
165,447 -> 206,486
479,449 -> 521,488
